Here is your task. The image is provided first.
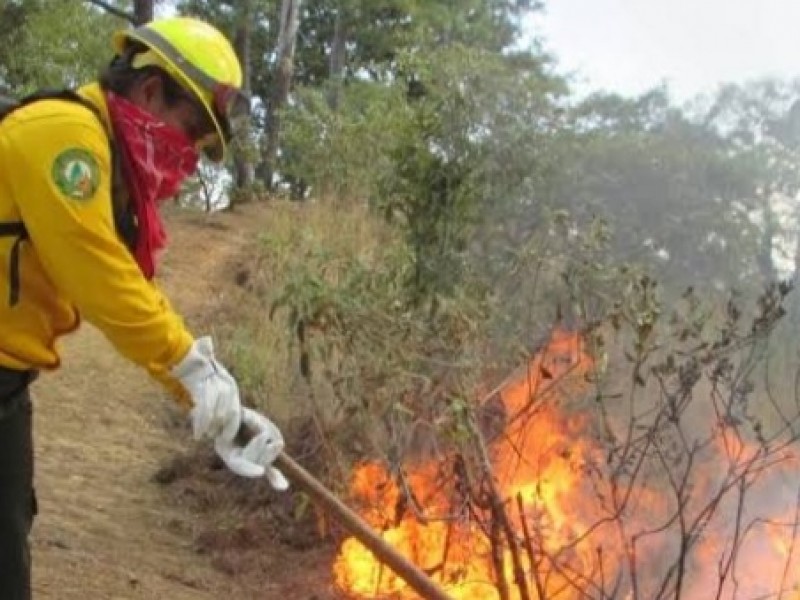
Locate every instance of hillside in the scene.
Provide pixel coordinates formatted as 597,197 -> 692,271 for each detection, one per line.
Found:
30,203 -> 335,599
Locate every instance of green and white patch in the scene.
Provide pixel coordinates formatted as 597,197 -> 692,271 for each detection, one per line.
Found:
51,148 -> 100,201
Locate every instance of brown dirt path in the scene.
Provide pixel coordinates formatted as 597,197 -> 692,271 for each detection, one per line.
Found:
29,204 -> 323,599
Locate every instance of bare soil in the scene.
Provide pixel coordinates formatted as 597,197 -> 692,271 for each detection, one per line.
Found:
30,203 -> 339,600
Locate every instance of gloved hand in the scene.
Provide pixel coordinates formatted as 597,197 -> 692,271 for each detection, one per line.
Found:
171,336 -> 241,443
215,407 -> 290,490
171,337 -> 289,489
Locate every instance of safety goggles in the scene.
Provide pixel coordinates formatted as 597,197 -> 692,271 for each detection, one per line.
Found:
179,83 -> 250,150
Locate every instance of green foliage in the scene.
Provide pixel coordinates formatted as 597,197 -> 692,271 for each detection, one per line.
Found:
174,1 -> 800,304
282,41 -> 566,304
387,45 -> 564,299
279,80 -> 404,199
288,0 -> 541,85
258,197 -> 655,472
259,201 -> 491,465
177,0 -> 550,189
0,0 -> 124,93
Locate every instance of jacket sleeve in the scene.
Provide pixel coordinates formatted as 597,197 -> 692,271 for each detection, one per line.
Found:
4,106 -> 193,405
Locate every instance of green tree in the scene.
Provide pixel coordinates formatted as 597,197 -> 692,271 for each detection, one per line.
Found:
375,44 -> 563,304
554,88 -> 767,292
700,79 -> 800,282
179,0 -> 547,190
0,0 -> 124,93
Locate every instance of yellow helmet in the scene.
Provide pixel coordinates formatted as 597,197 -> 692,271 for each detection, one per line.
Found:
112,16 -> 249,162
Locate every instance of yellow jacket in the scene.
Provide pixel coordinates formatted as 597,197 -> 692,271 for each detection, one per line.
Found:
0,83 -> 192,405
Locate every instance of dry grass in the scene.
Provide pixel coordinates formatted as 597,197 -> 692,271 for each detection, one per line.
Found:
212,198 -> 395,422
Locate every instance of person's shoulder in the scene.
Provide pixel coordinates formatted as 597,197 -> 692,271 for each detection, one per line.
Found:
1,90 -> 110,160
3,90 -> 107,142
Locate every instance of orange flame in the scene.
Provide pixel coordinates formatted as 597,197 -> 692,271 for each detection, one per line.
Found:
332,330 -> 800,599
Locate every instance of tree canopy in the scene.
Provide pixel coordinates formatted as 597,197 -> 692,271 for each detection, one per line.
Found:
2,0 -> 798,291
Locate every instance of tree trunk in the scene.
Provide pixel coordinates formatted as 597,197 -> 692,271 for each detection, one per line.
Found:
230,0 -> 255,206
327,3 -> 346,111
261,0 -> 302,190
133,0 -> 153,25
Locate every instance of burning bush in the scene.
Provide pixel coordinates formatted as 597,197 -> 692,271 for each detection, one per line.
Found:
333,283 -> 800,599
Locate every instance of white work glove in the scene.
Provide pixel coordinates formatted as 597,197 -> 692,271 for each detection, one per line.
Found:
215,407 -> 290,490
171,336 -> 241,443
171,337 -> 289,489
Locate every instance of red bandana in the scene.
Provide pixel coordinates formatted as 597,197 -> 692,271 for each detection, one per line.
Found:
105,91 -> 198,279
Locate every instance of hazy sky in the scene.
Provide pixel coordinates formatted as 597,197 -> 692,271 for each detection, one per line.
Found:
527,0 -> 800,101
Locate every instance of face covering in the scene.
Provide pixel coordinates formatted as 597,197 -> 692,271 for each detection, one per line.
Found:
105,91 -> 199,279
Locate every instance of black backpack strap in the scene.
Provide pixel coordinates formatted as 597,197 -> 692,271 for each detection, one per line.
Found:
0,222 -> 28,306
109,145 -> 138,253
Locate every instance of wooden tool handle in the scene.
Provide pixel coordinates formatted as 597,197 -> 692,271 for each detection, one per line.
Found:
271,451 -> 452,600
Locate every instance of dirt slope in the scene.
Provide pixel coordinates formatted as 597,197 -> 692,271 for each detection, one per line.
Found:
29,203 -> 334,599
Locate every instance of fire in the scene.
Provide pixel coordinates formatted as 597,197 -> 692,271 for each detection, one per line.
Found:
332,329 -> 800,599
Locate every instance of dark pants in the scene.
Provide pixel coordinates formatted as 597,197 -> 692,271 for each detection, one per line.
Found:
0,368 -> 36,600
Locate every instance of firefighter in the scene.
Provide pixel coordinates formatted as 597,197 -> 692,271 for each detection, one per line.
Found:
0,16 -> 286,599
